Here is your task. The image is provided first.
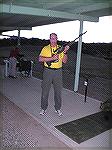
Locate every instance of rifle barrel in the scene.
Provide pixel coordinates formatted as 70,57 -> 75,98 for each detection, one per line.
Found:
68,31 -> 87,47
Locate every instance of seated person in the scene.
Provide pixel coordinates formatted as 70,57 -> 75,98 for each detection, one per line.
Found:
8,47 -> 19,78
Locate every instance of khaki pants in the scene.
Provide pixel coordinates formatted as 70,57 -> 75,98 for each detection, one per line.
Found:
41,67 -> 62,111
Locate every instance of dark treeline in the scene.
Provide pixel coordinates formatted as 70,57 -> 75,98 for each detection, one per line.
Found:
0,38 -> 48,47
0,38 -> 112,59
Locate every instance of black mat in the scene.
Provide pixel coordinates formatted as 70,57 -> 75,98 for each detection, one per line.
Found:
55,111 -> 112,144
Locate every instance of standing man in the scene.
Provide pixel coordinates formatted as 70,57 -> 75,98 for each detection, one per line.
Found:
39,33 -> 69,116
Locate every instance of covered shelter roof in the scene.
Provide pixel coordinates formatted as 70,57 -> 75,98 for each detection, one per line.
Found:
0,0 -> 112,33
1,0 -> 112,92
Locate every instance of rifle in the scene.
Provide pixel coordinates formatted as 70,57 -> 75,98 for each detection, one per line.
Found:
47,31 -> 87,67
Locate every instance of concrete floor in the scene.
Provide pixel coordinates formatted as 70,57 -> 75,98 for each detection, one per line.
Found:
0,76 -> 112,150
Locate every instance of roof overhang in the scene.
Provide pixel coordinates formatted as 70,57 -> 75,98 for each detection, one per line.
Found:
0,0 -> 112,34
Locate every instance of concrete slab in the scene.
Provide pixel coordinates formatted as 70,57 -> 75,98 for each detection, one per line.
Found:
0,77 -> 111,149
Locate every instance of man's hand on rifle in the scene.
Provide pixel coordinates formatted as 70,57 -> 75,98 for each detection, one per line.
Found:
52,54 -> 59,60
63,45 -> 70,54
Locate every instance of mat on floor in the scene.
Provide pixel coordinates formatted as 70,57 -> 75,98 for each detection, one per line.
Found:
55,111 -> 112,144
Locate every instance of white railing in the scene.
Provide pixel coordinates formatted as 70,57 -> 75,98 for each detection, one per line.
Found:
4,59 -> 9,77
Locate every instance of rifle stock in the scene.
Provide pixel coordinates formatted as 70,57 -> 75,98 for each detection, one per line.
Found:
46,31 -> 87,67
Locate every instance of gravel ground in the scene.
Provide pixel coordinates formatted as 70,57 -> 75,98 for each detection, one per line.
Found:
0,92 -> 69,149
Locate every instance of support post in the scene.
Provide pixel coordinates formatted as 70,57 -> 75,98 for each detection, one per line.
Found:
74,20 -> 83,92
30,61 -> 33,77
17,28 -> 21,47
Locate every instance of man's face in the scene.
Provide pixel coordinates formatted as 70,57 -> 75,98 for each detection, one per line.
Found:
50,33 -> 57,46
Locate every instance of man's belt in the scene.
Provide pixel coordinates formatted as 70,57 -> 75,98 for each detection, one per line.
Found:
44,67 -> 62,70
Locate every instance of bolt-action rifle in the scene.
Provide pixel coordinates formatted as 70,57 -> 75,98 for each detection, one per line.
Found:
47,31 -> 87,67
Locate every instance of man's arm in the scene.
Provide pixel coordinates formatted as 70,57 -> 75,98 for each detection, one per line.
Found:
62,45 -> 69,64
39,54 -> 59,62
62,54 -> 68,63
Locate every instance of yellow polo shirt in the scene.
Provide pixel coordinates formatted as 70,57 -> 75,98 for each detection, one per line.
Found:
39,44 -> 64,68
